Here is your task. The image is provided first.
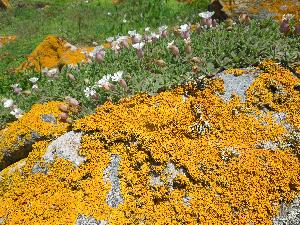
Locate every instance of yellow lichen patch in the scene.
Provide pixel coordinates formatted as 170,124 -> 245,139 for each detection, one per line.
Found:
0,0 -> 10,9
0,101 -> 70,170
224,68 -> 246,76
18,35 -> 93,71
219,0 -> 300,21
0,36 -> 16,47
0,61 -> 299,224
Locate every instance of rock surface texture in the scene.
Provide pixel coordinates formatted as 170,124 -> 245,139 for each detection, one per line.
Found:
210,0 -> 300,20
0,60 -> 299,224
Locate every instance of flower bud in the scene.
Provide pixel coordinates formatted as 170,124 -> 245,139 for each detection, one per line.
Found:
280,20 -> 290,35
169,45 -> 179,57
58,104 -> 69,112
191,57 -> 202,64
192,65 -> 200,73
184,39 -> 192,56
58,112 -> 68,121
154,59 -> 166,67
91,92 -> 100,100
102,83 -> 111,91
119,79 -> 127,88
22,90 -> 31,96
182,31 -> 190,39
96,51 -> 105,64
13,87 -> 22,94
65,97 -> 80,107
66,73 -> 76,81
136,49 -> 144,59
84,79 -> 90,85
161,30 -> 168,38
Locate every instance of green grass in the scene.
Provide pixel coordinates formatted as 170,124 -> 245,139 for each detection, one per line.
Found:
0,0 -> 209,73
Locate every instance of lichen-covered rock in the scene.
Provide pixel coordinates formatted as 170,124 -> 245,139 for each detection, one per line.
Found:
0,36 -> 16,48
0,60 -> 299,224
0,101 -> 70,171
18,35 -> 95,71
210,0 -> 300,20
0,0 -> 10,9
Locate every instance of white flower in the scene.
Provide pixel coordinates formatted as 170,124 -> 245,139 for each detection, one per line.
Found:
159,25 -> 168,32
84,86 -> 97,98
111,42 -> 121,52
145,27 -> 151,32
106,37 -> 114,43
29,77 -> 39,83
179,24 -> 189,33
132,42 -> 145,49
11,83 -> 19,88
89,45 -> 104,58
199,11 -> 215,19
128,30 -> 137,37
111,71 -> 124,82
282,14 -> 294,21
96,74 -> 111,87
107,12 -> 112,16
150,33 -> 160,39
167,40 -> 175,48
32,84 -> 39,90
123,18 -> 127,23
116,36 -> 128,43
10,108 -> 23,119
3,99 -> 14,108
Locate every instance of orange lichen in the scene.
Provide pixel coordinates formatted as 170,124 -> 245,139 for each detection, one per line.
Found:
0,0 -> 10,9
18,36 -> 93,71
0,61 -> 299,224
0,101 -> 70,170
223,68 -> 246,76
219,0 -> 300,20
0,36 -> 16,47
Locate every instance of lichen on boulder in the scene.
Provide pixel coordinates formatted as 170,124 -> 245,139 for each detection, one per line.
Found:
0,101 -> 70,171
0,61 -> 299,224
210,0 -> 300,20
0,0 -> 10,9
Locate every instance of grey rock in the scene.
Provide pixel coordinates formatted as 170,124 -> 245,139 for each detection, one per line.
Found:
215,69 -> 260,103
75,214 -> 107,225
183,196 -> 192,207
103,154 -> 124,208
43,131 -> 85,166
41,114 -> 57,124
273,197 -> 300,225
149,172 -> 164,187
163,161 -> 187,191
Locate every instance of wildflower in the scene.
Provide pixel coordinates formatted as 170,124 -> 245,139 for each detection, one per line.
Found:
132,42 -> 145,59
58,104 -> 69,112
11,84 -> 22,94
282,14 -> 294,21
10,108 -> 23,119
123,18 -> 127,23
96,50 -> 105,64
106,37 -> 114,43
111,71 -> 124,82
154,59 -> 166,67
128,30 -> 137,37
107,12 -> 111,16
167,41 -> 180,57
184,38 -> 192,56
58,112 -> 69,121
29,77 -> 39,83
84,87 -> 97,98
66,73 -> 76,81
280,20 -> 290,35
3,99 -> 14,108
32,84 -> 39,92
117,36 -> 129,48
159,25 -> 168,38
150,33 -> 160,43
22,90 -> 31,96
179,24 -> 190,39
145,27 -> 151,32
97,74 -> 111,87
65,97 -> 80,107
198,11 -> 215,19
111,41 -> 121,54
